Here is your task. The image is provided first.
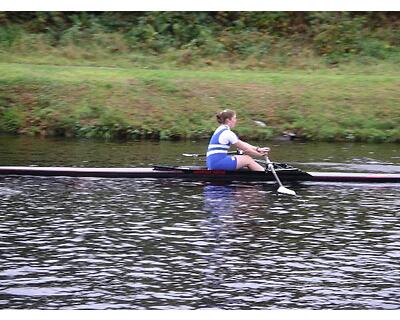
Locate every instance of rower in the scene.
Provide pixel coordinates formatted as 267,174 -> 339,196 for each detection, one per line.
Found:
206,109 -> 270,171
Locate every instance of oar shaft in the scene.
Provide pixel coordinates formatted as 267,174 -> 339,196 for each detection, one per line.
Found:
265,156 -> 283,187
265,155 -> 296,196
183,151 -> 239,158
269,163 -> 284,187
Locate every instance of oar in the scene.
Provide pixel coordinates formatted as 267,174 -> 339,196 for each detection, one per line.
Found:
183,151 -> 267,165
182,152 -> 206,158
265,155 -> 296,196
182,151 -> 239,158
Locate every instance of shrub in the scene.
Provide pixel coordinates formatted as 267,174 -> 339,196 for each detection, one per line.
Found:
312,13 -> 367,62
0,106 -> 23,133
0,25 -> 22,48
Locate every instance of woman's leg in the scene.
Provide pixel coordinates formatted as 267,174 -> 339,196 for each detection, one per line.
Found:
235,155 -> 265,171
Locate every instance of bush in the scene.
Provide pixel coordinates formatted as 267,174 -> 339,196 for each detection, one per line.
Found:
0,25 -> 22,48
0,107 -> 23,133
313,15 -> 366,59
0,12 -> 399,67
358,38 -> 393,59
218,30 -> 273,57
354,128 -> 389,143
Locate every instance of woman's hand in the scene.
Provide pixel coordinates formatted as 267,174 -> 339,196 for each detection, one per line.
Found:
256,146 -> 270,155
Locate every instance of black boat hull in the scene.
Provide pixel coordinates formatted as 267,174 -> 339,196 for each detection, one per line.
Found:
0,166 -> 399,183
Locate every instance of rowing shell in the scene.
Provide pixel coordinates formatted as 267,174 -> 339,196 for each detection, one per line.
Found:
0,165 -> 399,183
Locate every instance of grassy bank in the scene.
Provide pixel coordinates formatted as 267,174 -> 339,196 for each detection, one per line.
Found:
0,62 -> 399,142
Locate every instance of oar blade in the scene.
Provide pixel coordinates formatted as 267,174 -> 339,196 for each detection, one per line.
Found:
277,186 -> 297,196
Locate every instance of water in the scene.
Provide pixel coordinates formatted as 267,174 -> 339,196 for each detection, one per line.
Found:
0,136 -> 400,309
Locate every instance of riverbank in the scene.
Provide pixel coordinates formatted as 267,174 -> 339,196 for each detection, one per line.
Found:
1,62 -> 399,142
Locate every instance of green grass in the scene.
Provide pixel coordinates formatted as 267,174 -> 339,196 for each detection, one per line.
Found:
0,62 -> 399,142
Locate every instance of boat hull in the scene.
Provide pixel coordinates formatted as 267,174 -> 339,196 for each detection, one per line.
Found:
0,166 -> 400,183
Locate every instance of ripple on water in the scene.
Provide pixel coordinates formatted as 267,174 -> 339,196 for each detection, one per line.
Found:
0,176 -> 400,309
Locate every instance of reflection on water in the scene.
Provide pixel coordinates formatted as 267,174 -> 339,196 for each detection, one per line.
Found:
1,176 -> 399,309
0,136 -> 400,309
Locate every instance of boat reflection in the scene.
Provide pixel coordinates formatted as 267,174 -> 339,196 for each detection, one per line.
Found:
197,182 -> 271,307
203,183 -> 237,215
202,182 -> 272,216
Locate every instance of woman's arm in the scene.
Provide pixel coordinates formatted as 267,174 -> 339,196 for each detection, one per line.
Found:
233,140 -> 270,157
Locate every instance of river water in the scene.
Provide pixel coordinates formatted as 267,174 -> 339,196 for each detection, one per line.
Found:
0,136 -> 399,309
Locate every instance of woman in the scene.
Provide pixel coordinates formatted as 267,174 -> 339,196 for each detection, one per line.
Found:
206,109 -> 270,171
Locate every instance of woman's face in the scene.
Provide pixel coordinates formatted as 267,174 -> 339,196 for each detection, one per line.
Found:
226,114 -> 237,128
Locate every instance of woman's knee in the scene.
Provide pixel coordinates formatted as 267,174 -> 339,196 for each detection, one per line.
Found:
236,155 -> 253,167
236,155 -> 265,171
244,155 -> 253,164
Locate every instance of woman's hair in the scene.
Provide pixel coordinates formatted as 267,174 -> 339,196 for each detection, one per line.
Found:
216,109 -> 236,124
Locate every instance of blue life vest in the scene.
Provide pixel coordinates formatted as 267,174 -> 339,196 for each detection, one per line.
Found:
206,126 -> 231,158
